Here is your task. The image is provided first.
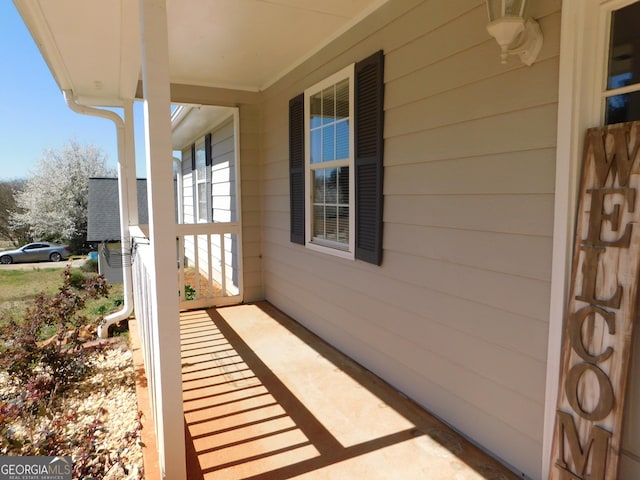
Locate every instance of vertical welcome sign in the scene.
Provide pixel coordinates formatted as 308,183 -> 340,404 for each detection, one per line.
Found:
550,122 -> 640,480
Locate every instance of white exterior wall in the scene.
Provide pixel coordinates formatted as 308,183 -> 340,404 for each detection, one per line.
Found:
259,0 -> 561,478
211,118 -> 237,223
181,146 -> 194,225
210,117 -> 240,294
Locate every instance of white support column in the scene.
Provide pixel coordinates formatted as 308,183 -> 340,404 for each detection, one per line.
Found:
138,1 -> 186,479
123,100 -> 139,227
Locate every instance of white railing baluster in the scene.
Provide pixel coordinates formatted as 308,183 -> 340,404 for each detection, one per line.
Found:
178,235 -> 185,301
220,233 -> 227,297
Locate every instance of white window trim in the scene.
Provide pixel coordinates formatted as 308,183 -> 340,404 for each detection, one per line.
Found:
599,0 -> 640,122
304,64 -> 355,260
543,1 -> 639,477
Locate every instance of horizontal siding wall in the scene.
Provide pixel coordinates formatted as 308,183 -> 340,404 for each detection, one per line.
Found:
181,147 -> 194,224
210,117 -> 241,295
211,117 -> 237,223
258,1 -> 561,478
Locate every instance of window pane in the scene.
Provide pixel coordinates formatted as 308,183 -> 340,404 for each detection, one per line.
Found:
198,183 -> 207,220
196,141 -> 206,179
338,206 -> 349,243
313,205 -> 325,238
607,2 -> 640,90
306,71 -> 352,250
310,129 -> 322,164
338,166 -> 349,204
325,206 -> 337,241
325,168 -> 337,203
322,85 -> 335,125
336,79 -> 349,119
322,124 -> 335,162
310,92 -> 322,128
313,170 -> 325,203
336,120 -> 349,160
605,91 -> 640,125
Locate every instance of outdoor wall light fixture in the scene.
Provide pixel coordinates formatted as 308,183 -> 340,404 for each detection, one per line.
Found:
485,0 -> 543,65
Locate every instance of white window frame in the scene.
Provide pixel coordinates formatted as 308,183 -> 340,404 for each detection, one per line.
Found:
304,64 -> 355,259
598,0 -> 640,124
544,1 -> 640,477
195,138 -> 208,223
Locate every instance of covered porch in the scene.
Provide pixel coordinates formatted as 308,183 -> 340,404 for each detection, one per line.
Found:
132,302 -> 519,480
20,0 -> 640,478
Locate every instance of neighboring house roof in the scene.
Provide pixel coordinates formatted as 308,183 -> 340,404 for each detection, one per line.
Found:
87,178 -> 149,242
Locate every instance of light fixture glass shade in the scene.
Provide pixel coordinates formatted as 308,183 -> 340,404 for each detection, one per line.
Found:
486,17 -> 525,63
486,0 -> 527,21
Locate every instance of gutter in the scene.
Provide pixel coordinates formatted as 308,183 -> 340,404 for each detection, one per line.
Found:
63,90 -> 134,338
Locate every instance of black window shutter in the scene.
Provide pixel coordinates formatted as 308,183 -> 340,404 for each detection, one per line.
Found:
354,50 -> 384,265
190,144 -> 197,221
289,93 -> 305,245
205,133 -> 213,222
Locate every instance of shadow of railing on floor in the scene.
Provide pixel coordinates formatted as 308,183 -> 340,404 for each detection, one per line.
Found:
181,305 -> 518,480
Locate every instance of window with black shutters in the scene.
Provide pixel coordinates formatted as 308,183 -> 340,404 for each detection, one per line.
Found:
289,50 -> 384,265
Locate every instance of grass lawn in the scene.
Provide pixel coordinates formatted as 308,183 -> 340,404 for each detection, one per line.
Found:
0,268 -> 124,328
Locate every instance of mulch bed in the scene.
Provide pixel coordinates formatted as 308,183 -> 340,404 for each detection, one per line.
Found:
0,340 -> 144,479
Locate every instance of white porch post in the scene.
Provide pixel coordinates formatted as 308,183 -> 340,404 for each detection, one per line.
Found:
123,100 -> 139,227
138,0 -> 186,479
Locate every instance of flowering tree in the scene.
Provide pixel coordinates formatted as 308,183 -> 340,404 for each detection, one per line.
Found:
11,141 -> 115,247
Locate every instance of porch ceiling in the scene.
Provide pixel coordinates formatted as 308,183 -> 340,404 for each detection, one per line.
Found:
14,0 -> 389,106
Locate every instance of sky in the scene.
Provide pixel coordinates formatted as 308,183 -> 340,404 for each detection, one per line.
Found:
0,2 -> 147,181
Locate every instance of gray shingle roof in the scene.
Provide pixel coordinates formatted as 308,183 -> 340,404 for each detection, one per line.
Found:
87,178 -> 149,241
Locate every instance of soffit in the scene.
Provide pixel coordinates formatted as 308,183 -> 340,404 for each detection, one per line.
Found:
14,0 -> 388,106
13,0 -> 141,107
171,105 -> 235,150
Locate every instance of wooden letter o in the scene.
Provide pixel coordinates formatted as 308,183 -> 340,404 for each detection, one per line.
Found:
565,362 -> 615,421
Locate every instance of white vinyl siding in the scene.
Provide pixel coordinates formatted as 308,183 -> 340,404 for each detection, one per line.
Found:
182,146 -> 194,225
210,116 -> 239,295
211,118 -> 237,223
260,1 -> 561,478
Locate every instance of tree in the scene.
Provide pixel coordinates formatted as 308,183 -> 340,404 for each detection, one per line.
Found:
11,141 -> 115,248
0,179 -> 30,246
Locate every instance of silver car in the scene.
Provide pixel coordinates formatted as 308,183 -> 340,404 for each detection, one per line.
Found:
0,242 -> 71,264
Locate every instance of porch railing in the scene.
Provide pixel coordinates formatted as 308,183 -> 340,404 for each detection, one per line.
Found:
130,223 -> 243,315
175,222 -> 243,309
130,221 -> 243,426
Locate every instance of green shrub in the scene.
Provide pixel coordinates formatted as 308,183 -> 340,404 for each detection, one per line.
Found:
81,258 -> 98,273
185,284 -> 196,301
68,269 -> 86,289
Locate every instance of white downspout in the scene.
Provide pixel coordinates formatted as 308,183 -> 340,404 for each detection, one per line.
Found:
63,90 -> 134,338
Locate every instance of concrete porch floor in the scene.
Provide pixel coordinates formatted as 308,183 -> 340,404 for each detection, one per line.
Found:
179,302 -> 520,480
